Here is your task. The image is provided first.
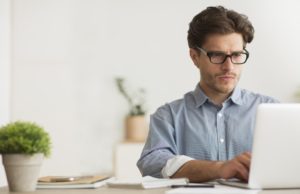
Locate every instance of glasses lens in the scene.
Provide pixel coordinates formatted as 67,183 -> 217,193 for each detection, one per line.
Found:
209,53 -> 226,64
231,52 -> 248,64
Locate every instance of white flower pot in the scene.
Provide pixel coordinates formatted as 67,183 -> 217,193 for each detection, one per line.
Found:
2,153 -> 43,192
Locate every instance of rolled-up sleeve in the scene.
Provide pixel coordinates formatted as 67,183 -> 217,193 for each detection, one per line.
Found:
137,105 -> 178,178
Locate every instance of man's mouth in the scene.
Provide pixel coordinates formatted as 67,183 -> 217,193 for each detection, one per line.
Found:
217,74 -> 236,81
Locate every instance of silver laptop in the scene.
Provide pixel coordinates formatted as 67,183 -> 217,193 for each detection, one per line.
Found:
219,103 -> 300,189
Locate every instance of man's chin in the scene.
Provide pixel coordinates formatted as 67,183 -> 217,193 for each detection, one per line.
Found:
216,85 -> 235,94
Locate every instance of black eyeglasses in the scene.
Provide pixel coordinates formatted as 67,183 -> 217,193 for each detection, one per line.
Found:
196,47 -> 249,65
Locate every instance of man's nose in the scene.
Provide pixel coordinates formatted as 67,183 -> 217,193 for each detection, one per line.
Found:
221,56 -> 234,71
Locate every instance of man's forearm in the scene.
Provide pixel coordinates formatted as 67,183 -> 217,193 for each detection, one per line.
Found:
171,160 -> 223,183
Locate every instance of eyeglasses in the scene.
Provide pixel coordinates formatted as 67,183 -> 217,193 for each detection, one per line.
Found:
196,47 -> 249,65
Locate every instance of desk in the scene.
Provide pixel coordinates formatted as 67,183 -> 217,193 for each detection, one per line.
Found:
0,186 -> 167,194
1,186 -> 300,194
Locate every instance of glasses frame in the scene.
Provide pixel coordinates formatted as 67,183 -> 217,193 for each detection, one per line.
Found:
196,47 -> 250,65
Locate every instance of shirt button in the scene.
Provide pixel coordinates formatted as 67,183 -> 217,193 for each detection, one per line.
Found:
218,113 -> 223,117
220,138 -> 224,143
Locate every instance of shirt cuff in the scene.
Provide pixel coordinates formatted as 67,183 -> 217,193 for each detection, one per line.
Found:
161,155 -> 194,178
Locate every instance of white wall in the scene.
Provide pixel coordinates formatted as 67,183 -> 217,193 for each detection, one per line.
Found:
2,0 -> 300,182
0,0 -> 11,186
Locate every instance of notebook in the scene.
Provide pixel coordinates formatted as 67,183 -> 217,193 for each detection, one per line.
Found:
37,175 -> 114,189
107,176 -> 189,189
219,103 -> 300,189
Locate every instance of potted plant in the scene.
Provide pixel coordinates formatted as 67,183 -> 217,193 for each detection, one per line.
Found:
115,77 -> 148,142
0,121 -> 51,192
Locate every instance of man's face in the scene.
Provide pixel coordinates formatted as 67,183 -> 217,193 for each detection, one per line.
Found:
191,33 -> 245,96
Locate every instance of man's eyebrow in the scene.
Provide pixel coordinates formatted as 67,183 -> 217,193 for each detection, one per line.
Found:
207,49 -> 245,53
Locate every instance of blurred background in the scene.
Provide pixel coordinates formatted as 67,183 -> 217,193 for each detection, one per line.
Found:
1,0 -> 300,186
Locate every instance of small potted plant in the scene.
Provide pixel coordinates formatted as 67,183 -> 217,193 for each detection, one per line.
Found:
115,77 -> 148,142
0,121 -> 51,192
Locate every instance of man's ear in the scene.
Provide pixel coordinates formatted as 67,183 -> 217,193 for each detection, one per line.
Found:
190,48 -> 200,68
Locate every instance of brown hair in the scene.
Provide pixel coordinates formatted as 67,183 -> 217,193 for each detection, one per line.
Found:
187,6 -> 254,48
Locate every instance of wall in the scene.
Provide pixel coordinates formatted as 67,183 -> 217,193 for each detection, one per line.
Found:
0,0 -> 11,186
1,0 -> 300,184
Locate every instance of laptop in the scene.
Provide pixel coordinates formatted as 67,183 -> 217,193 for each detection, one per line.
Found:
219,103 -> 300,189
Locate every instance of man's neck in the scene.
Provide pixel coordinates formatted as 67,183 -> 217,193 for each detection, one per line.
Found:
199,83 -> 233,106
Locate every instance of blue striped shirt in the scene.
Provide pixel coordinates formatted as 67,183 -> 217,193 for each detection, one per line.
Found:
137,85 -> 278,178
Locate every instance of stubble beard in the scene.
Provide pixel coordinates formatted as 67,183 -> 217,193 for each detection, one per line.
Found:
203,72 -> 240,95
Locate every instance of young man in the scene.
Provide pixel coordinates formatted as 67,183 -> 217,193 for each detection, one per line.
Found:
137,6 -> 278,183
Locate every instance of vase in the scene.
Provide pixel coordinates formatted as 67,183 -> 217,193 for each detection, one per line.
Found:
2,153 -> 43,192
125,115 -> 148,142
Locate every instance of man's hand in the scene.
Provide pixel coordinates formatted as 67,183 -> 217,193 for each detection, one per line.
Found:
171,152 -> 251,183
218,152 -> 251,182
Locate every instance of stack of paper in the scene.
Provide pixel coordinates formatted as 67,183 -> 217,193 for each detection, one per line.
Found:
37,175 -> 115,189
107,176 -> 189,189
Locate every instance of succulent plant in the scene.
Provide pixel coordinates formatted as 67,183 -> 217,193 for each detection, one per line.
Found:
0,121 -> 51,157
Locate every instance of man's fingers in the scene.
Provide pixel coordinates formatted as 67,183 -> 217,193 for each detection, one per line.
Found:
244,152 -> 251,158
219,152 -> 252,181
234,152 -> 251,181
235,161 -> 249,182
236,152 -> 251,170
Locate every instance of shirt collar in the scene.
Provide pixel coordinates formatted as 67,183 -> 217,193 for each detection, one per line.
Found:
230,87 -> 243,105
193,84 -> 209,107
193,84 -> 243,107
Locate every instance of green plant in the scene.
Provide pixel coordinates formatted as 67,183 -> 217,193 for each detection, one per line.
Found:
115,77 -> 146,116
0,121 -> 51,157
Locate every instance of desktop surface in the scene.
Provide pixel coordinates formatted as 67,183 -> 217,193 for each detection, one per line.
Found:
2,186 -> 300,194
0,186 -> 167,194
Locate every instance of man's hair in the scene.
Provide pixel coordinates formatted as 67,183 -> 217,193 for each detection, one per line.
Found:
187,6 -> 254,48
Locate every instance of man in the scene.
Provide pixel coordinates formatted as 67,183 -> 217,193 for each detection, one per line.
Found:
137,6 -> 278,183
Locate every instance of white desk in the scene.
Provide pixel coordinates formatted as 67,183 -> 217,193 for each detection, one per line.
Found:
1,186 -> 300,194
0,186 -> 166,194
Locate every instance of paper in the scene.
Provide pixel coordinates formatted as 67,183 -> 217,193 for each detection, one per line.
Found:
107,176 -> 189,189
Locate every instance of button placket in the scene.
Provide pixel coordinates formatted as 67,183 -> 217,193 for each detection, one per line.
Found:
216,109 -> 226,160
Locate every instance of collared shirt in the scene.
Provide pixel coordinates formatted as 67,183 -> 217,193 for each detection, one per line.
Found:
137,84 -> 279,178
